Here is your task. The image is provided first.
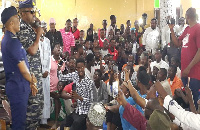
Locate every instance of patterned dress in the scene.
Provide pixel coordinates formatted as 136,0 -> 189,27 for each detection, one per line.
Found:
17,20 -> 44,130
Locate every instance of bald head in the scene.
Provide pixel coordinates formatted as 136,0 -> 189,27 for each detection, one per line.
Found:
145,98 -> 163,120
186,8 -> 197,21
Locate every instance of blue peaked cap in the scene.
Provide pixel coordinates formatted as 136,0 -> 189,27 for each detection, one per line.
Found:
1,6 -> 18,24
19,0 -> 34,9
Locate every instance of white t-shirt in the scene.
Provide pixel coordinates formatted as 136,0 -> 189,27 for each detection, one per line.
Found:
143,27 -> 160,54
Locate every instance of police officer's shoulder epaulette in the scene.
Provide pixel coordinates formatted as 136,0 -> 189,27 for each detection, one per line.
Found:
11,36 -> 17,39
10,33 -> 17,39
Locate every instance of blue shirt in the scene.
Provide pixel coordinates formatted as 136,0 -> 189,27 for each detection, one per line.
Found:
119,91 -> 147,130
1,31 -> 30,97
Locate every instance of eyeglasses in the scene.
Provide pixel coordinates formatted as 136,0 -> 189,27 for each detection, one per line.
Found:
22,10 -> 35,14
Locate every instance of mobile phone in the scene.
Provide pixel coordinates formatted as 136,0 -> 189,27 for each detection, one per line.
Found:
156,91 -> 159,97
72,83 -> 76,91
112,81 -> 119,98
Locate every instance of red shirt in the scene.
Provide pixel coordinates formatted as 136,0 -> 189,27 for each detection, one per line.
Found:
179,24 -> 200,80
99,37 -> 107,48
63,82 -> 75,103
70,28 -> 80,40
108,47 -> 118,61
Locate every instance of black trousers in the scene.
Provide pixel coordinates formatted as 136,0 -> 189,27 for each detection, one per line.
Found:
106,110 -> 123,130
60,112 -> 87,130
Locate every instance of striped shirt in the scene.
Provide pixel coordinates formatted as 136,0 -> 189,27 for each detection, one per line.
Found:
60,28 -> 75,54
59,71 -> 94,115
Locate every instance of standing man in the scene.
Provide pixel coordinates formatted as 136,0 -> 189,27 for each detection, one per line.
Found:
45,18 -> 63,50
142,18 -> 160,54
17,0 -> 44,129
106,15 -> 117,37
98,20 -> 107,38
99,29 -> 107,48
70,18 -> 80,40
39,21 -> 51,127
60,19 -> 75,56
108,38 -> 118,61
170,8 -> 200,108
175,17 -> 187,36
1,6 -> 37,130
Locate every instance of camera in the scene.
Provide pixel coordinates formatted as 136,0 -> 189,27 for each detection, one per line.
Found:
167,18 -> 175,25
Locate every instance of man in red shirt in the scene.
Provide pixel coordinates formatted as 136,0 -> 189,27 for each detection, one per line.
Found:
98,20 -> 107,38
170,8 -> 200,108
99,29 -> 108,48
108,38 -> 118,61
70,18 -> 80,40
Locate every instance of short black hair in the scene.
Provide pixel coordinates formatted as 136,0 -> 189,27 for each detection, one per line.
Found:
186,8 -> 197,20
85,53 -> 94,64
102,19 -> 107,23
171,57 -> 180,63
169,65 -> 177,74
95,69 -> 102,77
76,44 -> 83,50
142,13 -> 147,17
160,68 -> 167,77
126,20 -> 131,24
104,54 -> 108,58
138,66 -> 147,73
84,39 -> 90,44
110,15 -> 116,20
100,28 -> 105,31
137,70 -> 150,86
76,58 -> 85,65
52,43 -> 60,51
151,18 -> 157,23
66,19 -> 71,23
69,56 -> 76,62
110,38 -> 115,42
57,81 -> 67,87
80,30 -> 84,32
179,17 -> 185,20
73,18 -> 78,21
116,29 -> 120,32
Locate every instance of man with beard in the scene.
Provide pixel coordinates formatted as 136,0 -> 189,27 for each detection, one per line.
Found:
170,8 -> 200,109
17,0 -> 44,129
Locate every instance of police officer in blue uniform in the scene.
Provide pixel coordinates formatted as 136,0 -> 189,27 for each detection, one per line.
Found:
1,6 -> 38,130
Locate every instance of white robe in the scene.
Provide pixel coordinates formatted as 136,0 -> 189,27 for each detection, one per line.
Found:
39,37 -> 51,120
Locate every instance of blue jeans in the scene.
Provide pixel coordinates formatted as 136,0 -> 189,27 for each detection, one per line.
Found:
182,77 -> 200,109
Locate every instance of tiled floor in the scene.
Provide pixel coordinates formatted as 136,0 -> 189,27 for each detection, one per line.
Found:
37,121 -> 70,130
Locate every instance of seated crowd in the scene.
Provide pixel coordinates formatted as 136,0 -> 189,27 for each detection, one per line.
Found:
1,1 -> 200,130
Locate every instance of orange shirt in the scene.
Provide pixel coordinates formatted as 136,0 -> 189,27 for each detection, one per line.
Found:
122,64 -> 136,71
168,76 -> 183,96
